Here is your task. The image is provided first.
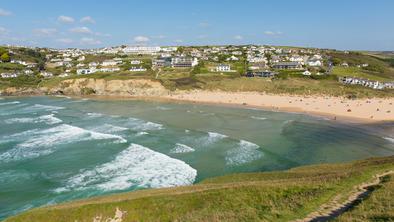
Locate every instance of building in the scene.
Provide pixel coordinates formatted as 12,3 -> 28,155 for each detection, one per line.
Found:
246,71 -> 277,78
77,68 -> 97,75
130,60 -> 142,65
303,70 -> 312,76
1,72 -> 19,78
101,60 -> 118,66
152,57 -> 172,68
273,62 -> 302,69
216,64 -> 231,72
129,66 -> 147,72
171,57 -> 198,68
123,46 -> 161,55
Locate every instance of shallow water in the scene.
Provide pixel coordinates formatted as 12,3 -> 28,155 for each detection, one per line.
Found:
0,96 -> 393,219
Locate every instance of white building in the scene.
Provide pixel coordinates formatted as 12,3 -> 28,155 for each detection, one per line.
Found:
101,60 -> 118,66
123,46 -> 161,55
129,66 -> 147,72
303,70 -> 312,76
130,60 -> 142,65
216,64 -> 232,72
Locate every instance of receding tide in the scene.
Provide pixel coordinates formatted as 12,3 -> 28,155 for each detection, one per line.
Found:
0,96 -> 393,219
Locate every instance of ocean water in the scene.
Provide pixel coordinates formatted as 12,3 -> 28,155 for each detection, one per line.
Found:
0,96 -> 393,219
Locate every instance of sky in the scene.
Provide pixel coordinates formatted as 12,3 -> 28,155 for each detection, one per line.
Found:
0,0 -> 393,50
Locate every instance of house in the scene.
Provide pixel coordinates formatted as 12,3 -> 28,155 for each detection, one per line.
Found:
59,73 -> 69,78
273,62 -> 302,69
24,70 -> 34,75
303,70 -> 312,76
307,59 -> 322,67
216,64 -> 231,72
249,62 -> 267,71
40,71 -> 53,78
101,60 -> 118,67
152,57 -> 172,68
77,56 -> 85,62
123,46 -> 161,55
246,71 -> 277,78
1,72 -> 19,78
226,55 -> 239,61
99,67 -> 120,73
129,66 -> 147,72
130,60 -> 142,65
77,68 -> 97,75
89,62 -> 98,67
171,57 -> 198,68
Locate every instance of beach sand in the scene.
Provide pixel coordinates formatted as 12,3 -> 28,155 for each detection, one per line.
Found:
160,91 -> 394,123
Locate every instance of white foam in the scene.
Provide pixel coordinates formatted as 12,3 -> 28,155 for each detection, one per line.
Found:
0,101 -> 20,106
225,140 -> 263,166
208,132 -> 228,141
55,144 -> 197,192
87,112 -> 104,118
126,118 -> 164,131
0,124 -> 127,162
170,143 -> 195,154
5,114 -> 62,125
92,124 -> 128,133
27,104 -> 65,112
135,131 -> 149,136
384,137 -> 394,143
251,116 -> 267,120
156,106 -> 171,111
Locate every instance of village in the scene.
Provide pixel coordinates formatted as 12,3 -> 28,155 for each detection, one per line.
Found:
0,45 -> 393,90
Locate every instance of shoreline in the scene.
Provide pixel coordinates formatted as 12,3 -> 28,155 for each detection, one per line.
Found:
63,91 -> 394,124
2,90 -> 394,124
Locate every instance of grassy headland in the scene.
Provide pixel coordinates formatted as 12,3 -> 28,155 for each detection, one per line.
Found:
5,156 -> 394,222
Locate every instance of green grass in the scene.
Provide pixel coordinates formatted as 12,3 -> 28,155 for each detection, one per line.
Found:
5,156 -> 394,222
334,175 -> 394,222
331,67 -> 391,81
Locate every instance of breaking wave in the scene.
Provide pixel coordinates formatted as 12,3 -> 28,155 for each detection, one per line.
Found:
91,124 -> 129,133
170,143 -> 195,154
251,116 -> 267,120
0,101 -> 21,106
384,137 -> 394,143
0,124 -> 127,163
55,143 -> 197,192
126,118 -> 164,131
5,114 -> 63,125
26,104 -> 65,112
225,140 -> 263,166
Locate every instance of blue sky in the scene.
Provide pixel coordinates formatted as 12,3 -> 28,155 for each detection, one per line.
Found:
0,0 -> 393,50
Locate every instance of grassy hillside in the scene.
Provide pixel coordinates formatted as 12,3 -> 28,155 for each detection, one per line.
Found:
5,156 -> 394,222
335,174 -> 394,222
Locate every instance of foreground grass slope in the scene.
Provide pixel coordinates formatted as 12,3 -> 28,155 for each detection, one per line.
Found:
5,156 -> 394,222
335,174 -> 394,222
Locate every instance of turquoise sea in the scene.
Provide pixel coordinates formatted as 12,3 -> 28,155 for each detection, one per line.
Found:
0,96 -> 393,220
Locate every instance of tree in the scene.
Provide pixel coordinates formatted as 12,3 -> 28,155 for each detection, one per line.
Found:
1,53 -> 10,62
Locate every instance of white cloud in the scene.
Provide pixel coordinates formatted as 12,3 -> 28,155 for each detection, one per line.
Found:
58,15 -> 75,23
80,37 -> 101,45
0,27 -> 9,35
80,16 -> 96,24
234,35 -> 243,40
0,9 -> 12,16
264,31 -> 283,36
175,39 -> 183,43
56,38 -> 74,44
70,27 -> 93,34
33,28 -> 57,37
133,36 -> 150,43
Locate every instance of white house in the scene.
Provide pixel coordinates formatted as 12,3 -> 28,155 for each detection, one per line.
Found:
226,55 -> 239,61
100,67 -> 120,72
77,68 -> 97,75
129,66 -> 147,72
130,60 -> 142,65
303,70 -> 312,76
101,60 -> 118,67
216,64 -> 232,72
1,72 -> 19,78
307,59 -> 322,67
40,71 -> 53,78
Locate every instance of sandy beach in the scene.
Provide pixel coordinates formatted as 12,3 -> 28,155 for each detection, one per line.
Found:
161,91 -> 394,123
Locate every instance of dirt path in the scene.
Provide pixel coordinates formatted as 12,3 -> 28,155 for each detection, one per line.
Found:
293,170 -> 394,222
